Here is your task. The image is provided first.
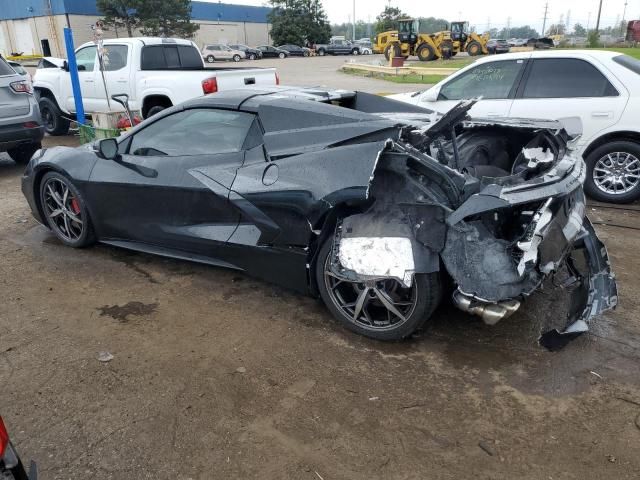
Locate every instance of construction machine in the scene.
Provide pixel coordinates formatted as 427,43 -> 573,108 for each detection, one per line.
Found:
374,18 -> 455,62
449,21 -> 490,56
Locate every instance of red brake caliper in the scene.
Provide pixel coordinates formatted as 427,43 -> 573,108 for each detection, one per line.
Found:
70,198 -> 81,215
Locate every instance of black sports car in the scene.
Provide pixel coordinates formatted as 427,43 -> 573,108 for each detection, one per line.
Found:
277,44 -> 311,57
21,87 -> 617,349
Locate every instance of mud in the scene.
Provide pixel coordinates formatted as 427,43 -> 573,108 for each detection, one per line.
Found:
1,136 -> 640,479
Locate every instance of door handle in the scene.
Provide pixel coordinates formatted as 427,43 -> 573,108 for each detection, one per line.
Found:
84,79 -> 94,83
592,111 -> 612,118
116,80 -> 127,83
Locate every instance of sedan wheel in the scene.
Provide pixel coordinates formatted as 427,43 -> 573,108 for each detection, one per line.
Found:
278,52 -> 286,59
316,238 -> 441,340
585,141 -> 640,203
40,172 -> 95,247
249,53 -> 256,60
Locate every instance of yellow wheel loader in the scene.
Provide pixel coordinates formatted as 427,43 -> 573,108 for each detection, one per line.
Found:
374,19 -> 454,62
449,21 -> 490,56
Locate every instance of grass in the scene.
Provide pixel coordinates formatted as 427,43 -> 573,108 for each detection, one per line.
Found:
342,67 -> 447,85
556,46 -> 640,59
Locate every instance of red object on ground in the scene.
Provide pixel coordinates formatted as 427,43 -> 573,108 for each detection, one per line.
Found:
0,416 -> 9,459
390,56 -> 405,67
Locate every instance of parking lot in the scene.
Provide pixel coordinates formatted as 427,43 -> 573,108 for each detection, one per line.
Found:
2,56 -> 640,480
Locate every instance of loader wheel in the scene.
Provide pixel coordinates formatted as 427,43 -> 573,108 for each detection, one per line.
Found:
440,40 -> 454,59
384,44 -> 401,61
416,43 -> 436,61
466,41 -> 482,56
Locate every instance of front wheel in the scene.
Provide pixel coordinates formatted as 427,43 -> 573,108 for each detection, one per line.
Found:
351,48 -> 359,55
278,52 -> 286,59
315,238 -> 442,341
248,53 -> 256,60
233,54 -> 241,62
466,41 -> 482,56
584,141 -> 640,203
8,142 -> 41,164
39,171 -> 95,248
317,49 -> 326,56
38,97 -> 70,136
206,55 -> 215,63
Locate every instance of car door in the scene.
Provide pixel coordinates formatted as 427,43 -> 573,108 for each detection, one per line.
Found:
61,45 -> 99,113
96,44 -> 131,112
86,107 -> 258,257
418,58 -> 528,118
508,57 -> 628,151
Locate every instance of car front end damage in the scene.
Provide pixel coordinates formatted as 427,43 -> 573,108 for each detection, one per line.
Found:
327,101 -> 617,349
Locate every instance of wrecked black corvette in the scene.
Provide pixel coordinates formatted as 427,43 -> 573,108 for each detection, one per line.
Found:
21,87 -> 617,349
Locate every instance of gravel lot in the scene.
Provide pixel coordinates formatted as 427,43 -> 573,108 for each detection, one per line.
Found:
1,69 -> 640,478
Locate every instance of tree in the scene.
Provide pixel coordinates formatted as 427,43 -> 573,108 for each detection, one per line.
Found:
417,17 -> 450,34
573,23 -> 586,36
97,0 -> 140,37
268,0 -> 331,46
497,25 -> 538,39
374,6 -> 406,34
546,23 -> 566,36
137,0 -> 199,38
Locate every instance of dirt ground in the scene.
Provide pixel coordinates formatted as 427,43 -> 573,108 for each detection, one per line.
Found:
1,134 -> 640,480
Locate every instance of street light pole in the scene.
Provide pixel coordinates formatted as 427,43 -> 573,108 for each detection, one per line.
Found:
595,0 -> 603,33
352,0 -> 356,42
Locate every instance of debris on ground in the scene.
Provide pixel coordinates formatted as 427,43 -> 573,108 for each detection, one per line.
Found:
478,440 -> 496,456
97,351 -> 114,363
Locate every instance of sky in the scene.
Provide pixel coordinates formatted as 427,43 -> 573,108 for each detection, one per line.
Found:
205,0 -> 640,32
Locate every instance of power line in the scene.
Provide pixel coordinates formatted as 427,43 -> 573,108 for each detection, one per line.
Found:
542,2 -> 549,36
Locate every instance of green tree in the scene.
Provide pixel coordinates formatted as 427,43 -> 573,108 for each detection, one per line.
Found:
498,25 -> 539,39
374,6 -> 406,34
546,23 -> 566,36
268,0 -> 331,46
137,0 -> 199,38
417,17 -> 450,34
588,30 -> 601,47
573,23 -> 586,36
97,0 -> 140,37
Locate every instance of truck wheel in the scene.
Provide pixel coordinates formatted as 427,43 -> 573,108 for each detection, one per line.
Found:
278,52 -> 286,59
466,41 -> 482,56
416,44 -> 436,61
384,44 -> 401,61
206,55 -> 215,63
233,54 -> 241,62
146,106 -> 167,118
8,142 -> 41,164
39,97 -> 70,136
317,49 -> 326,56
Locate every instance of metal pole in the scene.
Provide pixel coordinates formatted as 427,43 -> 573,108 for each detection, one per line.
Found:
542,2 -> 549,36
63,27 -> 85,125
352,0 -> 356,41
595,0 -> 603,32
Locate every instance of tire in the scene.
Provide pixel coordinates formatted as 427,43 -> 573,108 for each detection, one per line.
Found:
7,142 -> 41,164
384,44 -> 401,61
584,140 -> 640,204
146,105 -> 166,118
206,55 -> 215,63
233,54 -> 241,62
278,52 -> 286,59
303,50 -> 309,57
466,41 -> 482,56
39,171 -> 95,248
315,236 -> 442,341
416,43 -> 436,62
351,48 -> 359,55
248,53 -> 256,60
318,49 -> 326,56
38,96 -> 70,136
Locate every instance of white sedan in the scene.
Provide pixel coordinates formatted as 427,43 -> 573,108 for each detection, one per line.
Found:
391,50 -> 640,203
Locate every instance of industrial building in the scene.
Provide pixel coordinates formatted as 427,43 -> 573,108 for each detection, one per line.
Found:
0,0 -> 272,58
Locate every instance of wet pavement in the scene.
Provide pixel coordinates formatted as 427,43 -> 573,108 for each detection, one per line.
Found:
0,136 -> 639,479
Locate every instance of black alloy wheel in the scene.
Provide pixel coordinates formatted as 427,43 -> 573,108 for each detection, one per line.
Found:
206,54 -> 215,63
249,53 -> 256,60
39,172 -> 95,247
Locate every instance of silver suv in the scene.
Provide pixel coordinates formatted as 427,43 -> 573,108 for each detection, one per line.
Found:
0,56 -> 44,163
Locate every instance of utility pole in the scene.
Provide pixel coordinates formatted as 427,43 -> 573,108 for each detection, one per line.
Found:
506,16 -> 511,38
542,2 -> 549,37
587,11 -> 591,30
622,1 -> 628,36
595,0 -> 603,33
352,0 -> 356,42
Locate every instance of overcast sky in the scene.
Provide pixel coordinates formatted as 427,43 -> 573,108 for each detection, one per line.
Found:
207,0 -> 640,31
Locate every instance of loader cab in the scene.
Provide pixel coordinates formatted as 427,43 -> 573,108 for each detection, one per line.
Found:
398,19 -> 419,45
450,21 -> 469,43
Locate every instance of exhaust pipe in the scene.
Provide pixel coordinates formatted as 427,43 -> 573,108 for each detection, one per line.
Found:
452,290 -> 521,326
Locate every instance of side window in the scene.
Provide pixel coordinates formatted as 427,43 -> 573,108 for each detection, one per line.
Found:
129,109 -> 256,157
178,45 -> 202,68
163,46 -> 180,68
75,46 -> 97,71
522,58 -> 619,98
439,60 -> 524,101
102,45 -> 128,71
141,46 -> 165,69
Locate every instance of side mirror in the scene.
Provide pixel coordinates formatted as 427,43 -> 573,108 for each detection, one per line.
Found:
96,138 -> 119,160
62,60 -> 69,72
421,86 -> 440,103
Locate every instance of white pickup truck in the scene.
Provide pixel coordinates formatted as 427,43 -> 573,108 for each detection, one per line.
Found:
33,37 -> 279,135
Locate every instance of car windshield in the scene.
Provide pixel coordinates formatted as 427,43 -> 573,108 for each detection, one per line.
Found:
613,54 -> 640,75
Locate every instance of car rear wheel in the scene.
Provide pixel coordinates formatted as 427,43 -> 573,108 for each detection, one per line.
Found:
39,171 -> 95,248
8,142 -> 41,164
39,96 -> 70,136
278,52 -> 286,59
584,141 -> 640,203
315,237 -> 442,341
233,54 -> 241,62
248,53 -> 256,60
317,49 -> 326,56
206,55 -> 215,63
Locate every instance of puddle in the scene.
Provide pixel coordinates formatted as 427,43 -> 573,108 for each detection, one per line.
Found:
98,301 -> 159,322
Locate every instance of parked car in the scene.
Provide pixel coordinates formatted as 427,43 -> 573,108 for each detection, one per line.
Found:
256,45 -> 289,59
7,60 -> 32,84
21,86 -> 616,349
390,50 -> 640,203
0,55 -> 43,164
1,416 -> 36,480
359,46 -> 373,55
33,37 -> 278,132
228,44 -> 262,60
315,39 -> 360,56
487,39 -> 511,54
277,44 -> 310,57
202,44 -> 245,63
